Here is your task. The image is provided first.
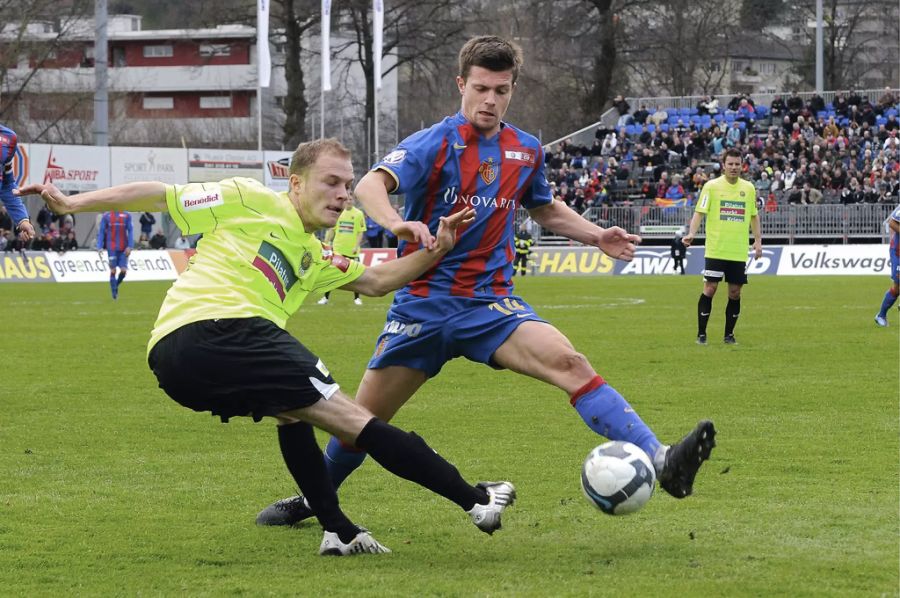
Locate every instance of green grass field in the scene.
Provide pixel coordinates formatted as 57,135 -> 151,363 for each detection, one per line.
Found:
1,275 -> 897,596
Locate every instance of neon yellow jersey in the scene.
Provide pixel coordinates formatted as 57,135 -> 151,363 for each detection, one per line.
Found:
695,175 -> 757,261
330,206 -> 367,257
148,177 -> 365,352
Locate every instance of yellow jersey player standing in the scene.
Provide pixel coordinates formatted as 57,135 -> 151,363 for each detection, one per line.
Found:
319,203 -> 367,305
683,148 -> 762,345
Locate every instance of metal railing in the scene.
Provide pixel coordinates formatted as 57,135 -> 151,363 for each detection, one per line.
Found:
523,204 -> 895,245
544,87 -> 898,155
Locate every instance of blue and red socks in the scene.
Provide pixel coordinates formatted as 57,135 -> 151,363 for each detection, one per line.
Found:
324,436 -> 368,489
571,375 -> 665,470
878,287 -> 898,318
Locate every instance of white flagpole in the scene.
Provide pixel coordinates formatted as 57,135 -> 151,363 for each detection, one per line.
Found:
373,0 -> 383,162
257,0 -> 271,154
321,0 -> 332,139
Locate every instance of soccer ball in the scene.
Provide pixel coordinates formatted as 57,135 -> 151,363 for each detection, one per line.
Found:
581,441 -> 656,515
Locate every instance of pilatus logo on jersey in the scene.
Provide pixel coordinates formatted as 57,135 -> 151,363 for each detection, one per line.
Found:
180,185 -> 224,212
253,241 -> 298,301
719,200 -> 746,223
504,148 -> 535,166
479,158 -> 497,185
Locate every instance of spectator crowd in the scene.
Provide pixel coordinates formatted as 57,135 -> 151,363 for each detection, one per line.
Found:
545,88 -> 900,213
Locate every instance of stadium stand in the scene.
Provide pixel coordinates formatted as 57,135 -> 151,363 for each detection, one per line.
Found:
539,88 -> 899,244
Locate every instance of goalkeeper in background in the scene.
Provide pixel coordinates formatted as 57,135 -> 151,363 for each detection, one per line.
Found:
318,201 -> 367,305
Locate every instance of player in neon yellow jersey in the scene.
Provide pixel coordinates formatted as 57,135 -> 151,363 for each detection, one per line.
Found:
319,202 -> 367,305
684,147 -> 762,345
16,138 -> 518,557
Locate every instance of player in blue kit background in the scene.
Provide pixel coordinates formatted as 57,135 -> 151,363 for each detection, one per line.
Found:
1,124 -> 36,243
97,210 -> 133,299
874,204 -> 900,327
258,35 -> 716,525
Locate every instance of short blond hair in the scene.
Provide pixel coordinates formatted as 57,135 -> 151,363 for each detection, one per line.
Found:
289,138 -> 351,177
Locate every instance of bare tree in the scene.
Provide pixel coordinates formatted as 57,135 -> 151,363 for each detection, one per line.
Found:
273,0 -> 319,148
619,0 -> 737,97
791,0 -> 896,90
0,0 -> 93,134
330,0 -> 465,160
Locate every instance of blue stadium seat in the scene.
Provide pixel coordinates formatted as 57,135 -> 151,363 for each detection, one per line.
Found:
679,107 -> 691,116
689,115 -> 701,125
825,102 -> 834,111
666,108 -> 678,117
724,113 -> 735,122
839,118 -> 849,126
688,108 -> 698,116
887,108 -> 898,118
817,111 -> 827,119
626,124 -> 638,136
755,105 -> 768,117
648,124 -> 656,133
660,124 -> 670,132
737,121 -> 746,130
876,117 -> 887,126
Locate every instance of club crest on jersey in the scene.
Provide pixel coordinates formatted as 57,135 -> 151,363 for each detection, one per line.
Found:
479,157 -> 497,185
299,250 -> 313,275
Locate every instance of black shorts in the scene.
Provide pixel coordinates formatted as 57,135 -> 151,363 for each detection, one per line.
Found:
147,318 -> 339,422
703,257 -> 748,285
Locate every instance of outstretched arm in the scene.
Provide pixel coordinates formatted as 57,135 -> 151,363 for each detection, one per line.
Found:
355,169 -> 435,249
342,208 -> 474,296
15,182 -> 168,214
528,200 -> 640,261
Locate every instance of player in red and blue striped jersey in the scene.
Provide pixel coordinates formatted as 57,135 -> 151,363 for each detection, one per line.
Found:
97,211 -> 133,299
875,204 -> 900,326
1,124 -> 36,242
257,36 -> 717,526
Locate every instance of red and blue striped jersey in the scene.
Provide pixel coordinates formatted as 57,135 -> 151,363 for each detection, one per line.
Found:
0,124 -> 29,226
374,112 -> 552,298
97,211 -> 134,252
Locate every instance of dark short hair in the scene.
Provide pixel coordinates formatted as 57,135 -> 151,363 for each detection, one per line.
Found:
289,138 -> 351,177
458,35 -> 523,83
722,148 -> 742,162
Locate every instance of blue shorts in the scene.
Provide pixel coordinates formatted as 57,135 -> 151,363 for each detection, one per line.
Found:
368,294 -> 546,378
891,251 -> 899,284
107,250 -> 129,269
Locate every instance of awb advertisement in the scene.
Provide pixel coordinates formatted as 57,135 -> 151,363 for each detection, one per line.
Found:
0,245 -> 889,283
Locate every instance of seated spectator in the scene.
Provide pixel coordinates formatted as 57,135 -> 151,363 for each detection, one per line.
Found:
770,95 -> 786,120
54,231 -> 78,253
833,91 -> 849,117
649,106 -> 668,127
173,236 -> 191,250
149,230 -> 167,249
136,232 -> 151,249
786,91 -> 804,117
601,133 -> 617,157
697,95 -> 719,116
632,104 -> 650,125
655,172 -> 669,198
878,87 -> 898,113
612,95 -> 631,127
755,171 -> 771,196
725,122 -> 742,147
664,176 -> 685,200
884,130 -> 900,152
765,193 -> 778,212
736,99 -> 755,125
807,93 -> 825,115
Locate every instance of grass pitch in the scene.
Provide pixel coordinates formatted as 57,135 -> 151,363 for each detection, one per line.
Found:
0,275 -> 897,596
